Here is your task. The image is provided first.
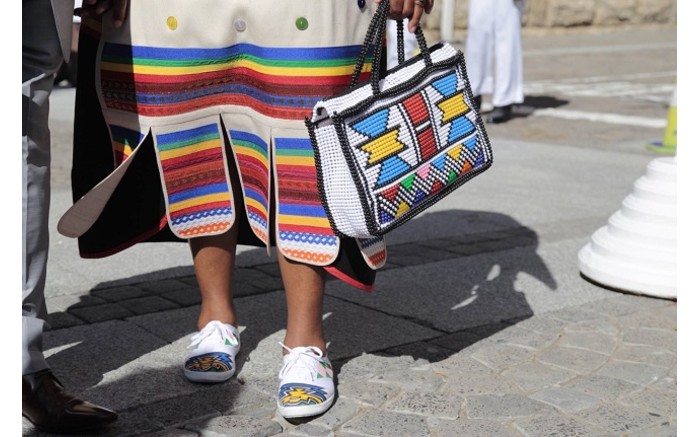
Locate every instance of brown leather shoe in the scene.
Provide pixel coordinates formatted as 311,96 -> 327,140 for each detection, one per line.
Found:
22,369 -> 118,434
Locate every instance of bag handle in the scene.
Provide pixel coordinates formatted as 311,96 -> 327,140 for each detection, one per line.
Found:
349,0 -> 433,95
396,18 -> 431,66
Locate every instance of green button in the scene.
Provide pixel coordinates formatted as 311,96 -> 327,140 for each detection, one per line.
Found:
296,17 -> 309,31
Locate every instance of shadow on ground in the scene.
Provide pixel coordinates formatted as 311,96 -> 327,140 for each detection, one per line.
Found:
36,210 -> 558,436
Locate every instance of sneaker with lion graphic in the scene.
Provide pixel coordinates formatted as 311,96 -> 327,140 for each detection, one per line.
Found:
183,321 -> 240,383
276,344 -> 335,419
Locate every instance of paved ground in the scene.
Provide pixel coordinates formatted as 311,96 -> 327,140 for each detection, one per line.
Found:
22,24 -> 677,436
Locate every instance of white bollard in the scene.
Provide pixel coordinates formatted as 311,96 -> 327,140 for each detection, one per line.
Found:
578,157 -> 677,299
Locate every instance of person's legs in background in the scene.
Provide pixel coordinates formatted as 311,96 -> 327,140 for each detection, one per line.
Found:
489,0 -> 525,123
22,0 -> 118,432
23,7 -> 57,383
466,0 -> 524,123
465,0 -> 495,114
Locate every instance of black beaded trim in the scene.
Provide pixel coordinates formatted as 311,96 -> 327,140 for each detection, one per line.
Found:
364,52 -> 493,236
368,52 -> 493,236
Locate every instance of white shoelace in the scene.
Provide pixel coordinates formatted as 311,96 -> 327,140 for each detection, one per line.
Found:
278,343 -> 324,380
188,321 -> 238,349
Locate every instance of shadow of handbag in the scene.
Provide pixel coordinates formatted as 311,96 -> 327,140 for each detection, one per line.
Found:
306,0 -> 492,238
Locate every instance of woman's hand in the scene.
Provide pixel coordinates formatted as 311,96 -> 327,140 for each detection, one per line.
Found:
75,0 -> 130,28
379,0 -> 433,33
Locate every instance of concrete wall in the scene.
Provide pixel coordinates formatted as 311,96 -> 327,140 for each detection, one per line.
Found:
422,0 -> 676,40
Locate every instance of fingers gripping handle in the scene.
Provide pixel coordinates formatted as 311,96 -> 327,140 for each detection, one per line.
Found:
349,0 -> 432,96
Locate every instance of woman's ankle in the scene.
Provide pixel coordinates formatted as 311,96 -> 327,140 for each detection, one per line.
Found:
198,311 -> 237,330
281,335 -> 326,354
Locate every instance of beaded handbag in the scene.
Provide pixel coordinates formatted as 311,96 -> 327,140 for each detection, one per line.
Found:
306,0 -> 492,238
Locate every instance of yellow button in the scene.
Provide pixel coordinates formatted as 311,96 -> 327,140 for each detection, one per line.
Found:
166,16 -> 178,30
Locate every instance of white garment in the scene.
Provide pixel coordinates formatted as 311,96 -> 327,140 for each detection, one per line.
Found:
386,19 -> 419,69
465,0 -> 524,107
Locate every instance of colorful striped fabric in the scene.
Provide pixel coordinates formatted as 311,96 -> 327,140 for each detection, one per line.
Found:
228,130 -> 270,245
357,236 -> 387,269
91,21 -> 386,268
109,124 -> 144,164
274,137 -> 339,266
100,42 -> 372,120
154,123 -> 235,238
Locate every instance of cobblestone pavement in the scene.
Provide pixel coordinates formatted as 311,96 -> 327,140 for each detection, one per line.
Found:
22,25 -> 677,437
33,234 -> 677,437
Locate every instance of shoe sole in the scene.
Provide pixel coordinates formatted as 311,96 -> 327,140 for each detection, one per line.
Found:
184,368 -> 235,383
277,397 -> 334,419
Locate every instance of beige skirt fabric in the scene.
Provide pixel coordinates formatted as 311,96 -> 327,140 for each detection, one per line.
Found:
59,1 -> 387,275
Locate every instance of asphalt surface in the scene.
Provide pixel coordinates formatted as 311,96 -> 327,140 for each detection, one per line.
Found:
22,24 -> 678,436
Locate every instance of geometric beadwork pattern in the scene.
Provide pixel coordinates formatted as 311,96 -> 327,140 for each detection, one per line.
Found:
342,68 -> 489,233
308,41 -> 492,238
154,123 -> 235,238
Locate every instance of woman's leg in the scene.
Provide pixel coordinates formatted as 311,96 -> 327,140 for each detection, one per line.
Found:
189,225 -> 239,330
184,225 -> 241,383
277,251 -> 327,353
275,252 -> 335,419
183,139 -> 244,383
189,134 -> 244,330
465,0 -> 495,99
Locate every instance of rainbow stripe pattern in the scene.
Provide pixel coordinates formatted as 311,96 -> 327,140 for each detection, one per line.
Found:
109,124 -> 144,164
275,137 -> 339,265
154,123 -> 234,238
95,35 -> 386,266
100,42 -> 372,121
229,130 -> 270,245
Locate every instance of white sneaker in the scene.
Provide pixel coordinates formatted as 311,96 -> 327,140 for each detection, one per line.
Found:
183,320 -> 240,383
276,343 -> 336,419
